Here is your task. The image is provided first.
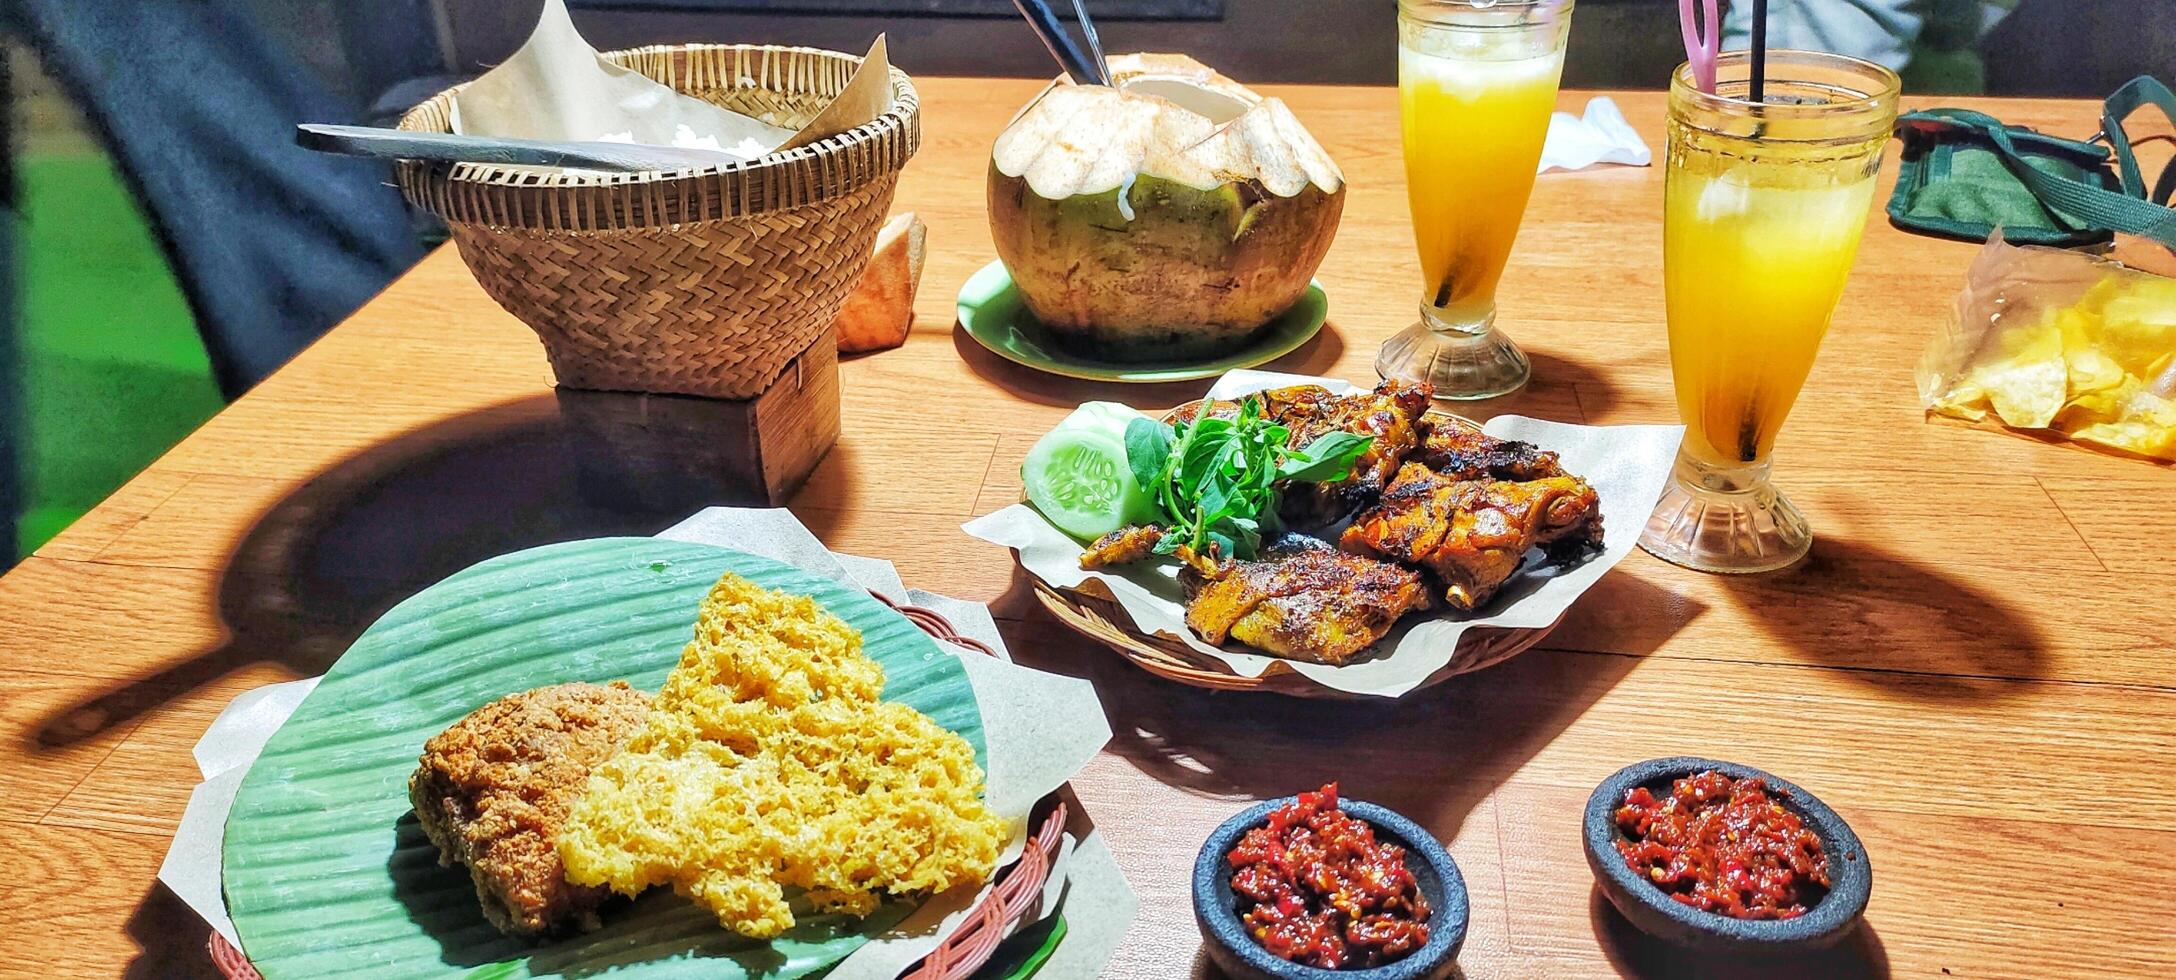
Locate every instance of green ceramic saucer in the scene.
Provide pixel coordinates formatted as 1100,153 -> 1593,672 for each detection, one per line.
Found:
955,260 -> 1328,383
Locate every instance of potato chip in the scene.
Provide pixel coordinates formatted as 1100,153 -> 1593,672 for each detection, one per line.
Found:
2060,383 -> 2176,460
1970,315 -> 2066,427
2065,345 -> 2130,396
2094,275 -> 2176,378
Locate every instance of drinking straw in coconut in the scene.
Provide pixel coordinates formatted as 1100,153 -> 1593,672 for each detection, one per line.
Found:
1749,0 -> 1770,102
1067,0 -> 1112,86
1010,0 -> 1104,85
1678,0 -> 1721,95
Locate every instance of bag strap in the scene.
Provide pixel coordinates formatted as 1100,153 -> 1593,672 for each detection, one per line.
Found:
2097,75 -> 2176,207
1924,94 -> 2176,247
1894,85 -> 2176,247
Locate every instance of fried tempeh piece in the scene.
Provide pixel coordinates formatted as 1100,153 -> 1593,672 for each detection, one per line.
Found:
1342,463 -> 1603,612
409,682 -> 652,939
1178,534 -> 1431,665
1080,524 -> 1166,569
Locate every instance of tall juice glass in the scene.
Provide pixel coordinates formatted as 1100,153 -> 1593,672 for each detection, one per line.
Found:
1380,0 -> 1572,400
1639,51 -> 1900,573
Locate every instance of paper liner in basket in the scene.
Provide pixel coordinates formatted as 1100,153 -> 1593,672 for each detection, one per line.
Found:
964,370 -> 1684,698
449,0 -> 893,166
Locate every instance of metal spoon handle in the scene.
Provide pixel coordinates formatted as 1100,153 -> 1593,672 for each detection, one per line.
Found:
295,123 -> 744,172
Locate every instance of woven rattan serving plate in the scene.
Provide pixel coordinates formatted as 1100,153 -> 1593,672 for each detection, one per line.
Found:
1027,408 -> 1563,698
1032,581 -> 1560,699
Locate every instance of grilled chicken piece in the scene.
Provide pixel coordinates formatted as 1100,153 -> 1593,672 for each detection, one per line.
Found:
1412,421 -> 1567,481
1163,384 -> 1340,428
1167,381 -> 1436,528
1280,379 -> 1433,521
1176,534 -> 1431,665
1080,525 -> 1166,569
1342,463 -> 1603,612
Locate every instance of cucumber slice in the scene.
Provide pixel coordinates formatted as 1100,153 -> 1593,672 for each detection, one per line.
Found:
1023,429 -> 1153,540
1063,401 -> 1147,438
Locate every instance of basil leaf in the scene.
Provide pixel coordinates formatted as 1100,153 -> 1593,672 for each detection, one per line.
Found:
1180,430 -> 1231,496
1278,432 -> 1375,483
1197,476 -> 1234,526
1125,417 -> 1174,495
1228,519 -> 1262,559
1205,529 -> 1239,561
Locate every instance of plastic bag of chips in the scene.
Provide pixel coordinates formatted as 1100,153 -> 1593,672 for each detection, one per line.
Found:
1917,234 -> 2176,462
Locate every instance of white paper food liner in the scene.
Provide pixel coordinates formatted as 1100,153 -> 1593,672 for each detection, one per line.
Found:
964,369 -> 1684,698
447,0 -> 893,168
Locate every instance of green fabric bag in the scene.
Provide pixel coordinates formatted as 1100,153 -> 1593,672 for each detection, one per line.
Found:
1889,75 -> 2176,248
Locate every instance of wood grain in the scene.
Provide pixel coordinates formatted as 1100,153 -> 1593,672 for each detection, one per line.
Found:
0,78 -> 2171,979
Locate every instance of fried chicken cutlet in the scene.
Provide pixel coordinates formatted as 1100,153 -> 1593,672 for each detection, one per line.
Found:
408,681 -> 651,939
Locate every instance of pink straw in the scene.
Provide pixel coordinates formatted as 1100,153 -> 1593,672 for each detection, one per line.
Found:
1679,0 -> 1721,94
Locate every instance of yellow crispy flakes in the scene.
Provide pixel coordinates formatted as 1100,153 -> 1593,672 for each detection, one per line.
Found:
1930,269 -> 2176,462
556,572 -> 1004,938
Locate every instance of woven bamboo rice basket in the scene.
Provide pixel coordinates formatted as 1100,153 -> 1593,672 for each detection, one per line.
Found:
395,44 -> 919,398
1030,408 -> 1564,698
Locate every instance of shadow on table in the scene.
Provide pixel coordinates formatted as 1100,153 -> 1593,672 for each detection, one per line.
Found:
1591,886 -> 1891,979
30,390 -> 806,749
1714,535 -> 2050,698
122,881 -> 226,980
1451,348 -> 1627,426
948,315 -> 1347,410
1000,567 -> 1688,845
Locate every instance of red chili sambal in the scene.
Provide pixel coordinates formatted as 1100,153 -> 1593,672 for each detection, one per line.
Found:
1614,770 -> 1831,920
1226,783 -> 1432,969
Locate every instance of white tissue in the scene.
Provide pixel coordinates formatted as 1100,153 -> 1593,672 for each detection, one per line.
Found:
1539,96 -> 1653,174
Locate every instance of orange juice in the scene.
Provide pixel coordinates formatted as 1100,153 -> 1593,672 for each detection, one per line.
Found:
1399,41 -> 1566,325
1664,163 -> 1879,467
1639,49 -> 1900,575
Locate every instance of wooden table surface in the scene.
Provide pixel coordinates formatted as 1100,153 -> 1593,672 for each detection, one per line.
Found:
3,78 -> 2172,979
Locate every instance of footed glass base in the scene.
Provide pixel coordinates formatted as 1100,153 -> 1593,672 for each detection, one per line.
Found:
1638,455 -> 1811,574
1375,318 -> 1530,401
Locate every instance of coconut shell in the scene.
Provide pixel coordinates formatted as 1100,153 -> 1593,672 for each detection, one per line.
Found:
990,166 -> 1341,360
987,53 -> 1345,361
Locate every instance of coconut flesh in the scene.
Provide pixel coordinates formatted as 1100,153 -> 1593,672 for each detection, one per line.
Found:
989,54 -> 1345,361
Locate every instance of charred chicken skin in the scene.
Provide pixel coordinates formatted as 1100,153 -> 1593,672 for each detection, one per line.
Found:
1341,463 -> 1603,612
1411,421 -> 1567,482
1176,535 -> 1431,666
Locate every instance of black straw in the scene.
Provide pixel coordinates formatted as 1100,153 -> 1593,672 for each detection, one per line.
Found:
1748,0 -> 1769,103
1009,0 -> 1104,86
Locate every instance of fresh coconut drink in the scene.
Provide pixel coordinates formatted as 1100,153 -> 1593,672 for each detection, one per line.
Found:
989,54 -> 1345,362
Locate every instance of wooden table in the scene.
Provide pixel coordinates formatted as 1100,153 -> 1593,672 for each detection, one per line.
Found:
3,79 -> 2171,979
